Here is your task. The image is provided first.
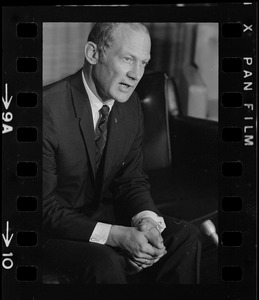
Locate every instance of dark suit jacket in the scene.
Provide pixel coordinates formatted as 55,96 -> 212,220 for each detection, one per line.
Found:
43,69 -> 159,242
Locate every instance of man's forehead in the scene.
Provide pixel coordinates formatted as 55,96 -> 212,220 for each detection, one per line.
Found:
113,23 -> 149,39
112,32 -> 151,60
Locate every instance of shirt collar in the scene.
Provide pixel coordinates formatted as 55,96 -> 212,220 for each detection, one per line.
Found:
82,70 -> 115,114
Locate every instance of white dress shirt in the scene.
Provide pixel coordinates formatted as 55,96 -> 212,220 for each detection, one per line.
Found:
82,71 -> 166,245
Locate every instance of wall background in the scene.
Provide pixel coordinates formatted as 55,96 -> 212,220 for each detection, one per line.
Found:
43,22 -> 218,121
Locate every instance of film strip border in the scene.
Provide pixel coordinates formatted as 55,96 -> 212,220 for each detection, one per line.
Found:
219,3 -> 257,296
2,3 -> 257,299
2,11 -> 42,298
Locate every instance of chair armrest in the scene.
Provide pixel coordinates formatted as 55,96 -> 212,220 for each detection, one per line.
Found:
169,114 -> 218,177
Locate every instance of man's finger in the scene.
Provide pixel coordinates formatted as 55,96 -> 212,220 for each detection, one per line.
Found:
125,257 -> 143,275
143,229 -> 164,249
136,250 -> 167,268
153,250 -> 167,262
144,243 -> 166,257
131,256 -> 156,266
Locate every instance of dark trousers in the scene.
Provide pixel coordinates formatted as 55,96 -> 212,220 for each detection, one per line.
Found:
42,217 -> 201,284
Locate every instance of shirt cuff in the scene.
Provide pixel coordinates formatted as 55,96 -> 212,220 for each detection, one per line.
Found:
131,210 -> 166,233
89,222 -> 112,244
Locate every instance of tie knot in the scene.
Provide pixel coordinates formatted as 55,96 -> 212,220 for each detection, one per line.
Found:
100,105 -> 110,118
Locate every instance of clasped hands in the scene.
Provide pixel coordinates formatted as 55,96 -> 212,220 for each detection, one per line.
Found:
107,217 -> 167,274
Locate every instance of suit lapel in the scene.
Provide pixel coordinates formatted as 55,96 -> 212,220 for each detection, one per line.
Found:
69,70 -> 136,183
102,103 -> 121,180
70,70 -> 97,177
102,100 -> 133,182
79,107 -> 97,177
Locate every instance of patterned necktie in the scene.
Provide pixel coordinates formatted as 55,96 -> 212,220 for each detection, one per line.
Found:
95,105 -> 110,171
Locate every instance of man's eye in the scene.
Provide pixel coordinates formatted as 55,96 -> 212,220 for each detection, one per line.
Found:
123,57 -> 133,63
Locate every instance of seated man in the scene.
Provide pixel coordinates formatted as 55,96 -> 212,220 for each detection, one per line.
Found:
42,22 -> 201,284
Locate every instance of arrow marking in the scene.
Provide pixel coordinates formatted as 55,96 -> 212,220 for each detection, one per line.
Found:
2,221 -> 14,247
2,83 -> 13,111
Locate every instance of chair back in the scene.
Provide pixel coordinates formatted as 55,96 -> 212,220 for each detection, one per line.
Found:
136,72 -> 179,171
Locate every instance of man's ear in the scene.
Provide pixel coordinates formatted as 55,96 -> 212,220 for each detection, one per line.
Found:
84,42 -> 99,65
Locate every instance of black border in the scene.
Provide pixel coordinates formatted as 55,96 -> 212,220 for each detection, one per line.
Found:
2,4 -> 257,300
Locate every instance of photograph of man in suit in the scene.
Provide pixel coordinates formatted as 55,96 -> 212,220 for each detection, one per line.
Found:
43,22 -> 201,284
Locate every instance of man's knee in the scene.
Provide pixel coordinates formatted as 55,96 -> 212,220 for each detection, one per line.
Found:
81,245 -> 127,284
162,217 -> 200,247
183,221 -> 200,241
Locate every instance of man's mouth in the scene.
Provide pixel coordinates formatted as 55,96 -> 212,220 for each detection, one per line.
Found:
120,83 -> 132,89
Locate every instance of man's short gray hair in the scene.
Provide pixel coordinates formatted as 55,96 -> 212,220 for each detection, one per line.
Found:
88,23 -> 149,54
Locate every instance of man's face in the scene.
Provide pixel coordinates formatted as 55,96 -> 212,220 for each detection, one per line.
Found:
91,24 -> 151,103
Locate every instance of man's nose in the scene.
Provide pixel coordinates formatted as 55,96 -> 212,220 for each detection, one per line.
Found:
127,63 -> 143,81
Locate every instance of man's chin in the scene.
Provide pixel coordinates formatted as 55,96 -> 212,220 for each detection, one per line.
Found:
114,92 -> 134,103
